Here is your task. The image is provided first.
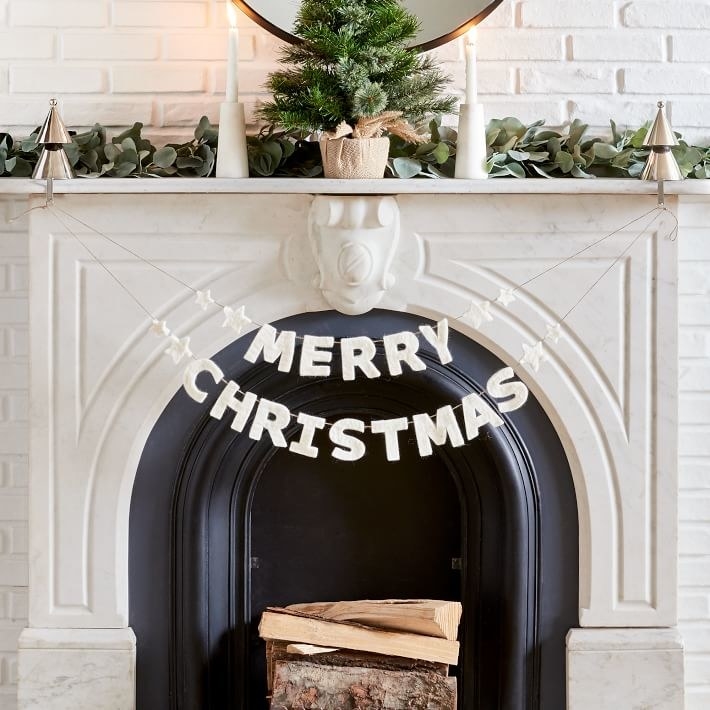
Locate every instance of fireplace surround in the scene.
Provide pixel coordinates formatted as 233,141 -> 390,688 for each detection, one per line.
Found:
130,309 -> 578,709
16,180 -> 684,709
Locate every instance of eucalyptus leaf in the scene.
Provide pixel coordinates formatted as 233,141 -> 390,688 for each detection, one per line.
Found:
391,156 -> 422,178
153,146 -> 178,169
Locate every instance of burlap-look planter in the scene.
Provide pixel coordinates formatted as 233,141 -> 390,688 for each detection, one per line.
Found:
319,136 -> 390,179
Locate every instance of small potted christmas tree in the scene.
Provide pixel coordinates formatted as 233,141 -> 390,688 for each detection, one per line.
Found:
258,0 -> 456,179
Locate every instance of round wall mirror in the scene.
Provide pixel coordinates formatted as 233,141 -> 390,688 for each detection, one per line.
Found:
233,1 -> 503,51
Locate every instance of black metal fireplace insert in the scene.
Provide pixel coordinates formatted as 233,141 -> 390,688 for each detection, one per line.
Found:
130,310 -> 579,710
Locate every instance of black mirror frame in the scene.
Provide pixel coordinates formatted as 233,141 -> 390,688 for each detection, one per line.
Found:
232,0 -> 504,52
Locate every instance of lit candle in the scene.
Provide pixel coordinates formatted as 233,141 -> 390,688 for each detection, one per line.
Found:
465,28 -> 478,105
226,3 -> 239,103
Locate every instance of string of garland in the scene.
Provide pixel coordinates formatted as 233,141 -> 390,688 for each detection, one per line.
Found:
2,115 -> 710,180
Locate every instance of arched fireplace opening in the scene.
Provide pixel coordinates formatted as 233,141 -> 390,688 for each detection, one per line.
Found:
129,310 -> 578,710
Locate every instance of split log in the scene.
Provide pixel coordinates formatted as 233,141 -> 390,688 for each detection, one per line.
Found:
260,608 -> 459,665
270,660 -> 456,710
287,600 -> 462,641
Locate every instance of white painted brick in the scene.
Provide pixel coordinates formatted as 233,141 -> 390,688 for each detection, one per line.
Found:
0,564 -> 25,591
8,329 -> 27,360
679,493 -> 710,522
112,65 -> 205,94
62,33 -> 160,61
9,527 -> 26,556
572,32 -> 664,62
680,264 -> 710,296
8,460 -> 26,489
0,303 -> 26,327
0,98 -> 49,126
672,101 -> 710,129
680,624 -> 710,653
680,559 -> 710,589
680,430 -> 710,457
680,595 -> 710,620
10,65 -> 105,94
0,31 -> 53,59
681,231 -> 710,260
623,66 -> 710,95
10,0 -> 108,28
0,427 -> 26,456
624,2 -> 710,29
8,266 -> 26,295
681,330 -> 710,359
0,269 -> 6,294
687,688 -> 710,710
161,100 -> 220,126
520,65 -> 615,94
520,0 -> 615,28
479,1 -> 514,29
681,365 -> 710,392
9,591 -> 26,622
62,100 -> 154,129
212,65 -> 272,96
477,30 -> 563,61
481,99 -> 565,125
0,499 -> 25,524
165,32 -> 255,61
0,629 -> 20,654
681,525 -> 710,555
113,1 -> 207,28
568,98 -> 655,128
681,296 -> 710,326
442,64 -> 513,97
673,34 -> 710,63
0,69 -> 9,96
678,460 -> 710,490
687,656 -> 710,686
681,395 -> 710,425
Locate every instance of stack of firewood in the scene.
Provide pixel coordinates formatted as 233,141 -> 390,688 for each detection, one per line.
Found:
259,599 -> 462,709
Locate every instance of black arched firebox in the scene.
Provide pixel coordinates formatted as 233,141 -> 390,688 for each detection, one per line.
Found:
130,310 -> 579,710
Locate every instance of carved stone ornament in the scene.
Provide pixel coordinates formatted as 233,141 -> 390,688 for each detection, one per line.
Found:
308,196 -> 400,315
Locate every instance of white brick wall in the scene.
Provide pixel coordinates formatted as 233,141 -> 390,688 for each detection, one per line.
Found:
679,199 -> 710,710
0,1 -> 708,709
0,0 -> 708,142
0,198 -> 28,710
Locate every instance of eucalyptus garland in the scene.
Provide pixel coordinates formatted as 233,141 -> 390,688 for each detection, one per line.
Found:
2,115 -> 710,180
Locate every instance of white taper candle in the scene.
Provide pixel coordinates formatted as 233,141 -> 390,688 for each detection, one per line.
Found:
226,3 -> 239,103
465,28 -> 478,105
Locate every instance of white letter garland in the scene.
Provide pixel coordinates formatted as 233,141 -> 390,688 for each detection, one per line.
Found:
181,362 -> 531,463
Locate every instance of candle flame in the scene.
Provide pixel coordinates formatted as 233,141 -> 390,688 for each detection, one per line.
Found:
227,2 -> 238,28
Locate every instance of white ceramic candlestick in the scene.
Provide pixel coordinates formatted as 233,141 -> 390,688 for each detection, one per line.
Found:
217,101 -> 250,178
456,29 -> 488,179
217,4 -> 249,178
455,103 -> 488,179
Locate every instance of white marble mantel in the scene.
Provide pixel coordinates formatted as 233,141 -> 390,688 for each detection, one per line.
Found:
11,180 -> 685,709
2,175 -> 710,195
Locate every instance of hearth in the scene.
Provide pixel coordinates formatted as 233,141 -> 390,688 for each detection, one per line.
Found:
130,310 -> 578,710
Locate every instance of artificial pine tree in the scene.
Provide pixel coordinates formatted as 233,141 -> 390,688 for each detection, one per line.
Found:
258,0 -> 456,140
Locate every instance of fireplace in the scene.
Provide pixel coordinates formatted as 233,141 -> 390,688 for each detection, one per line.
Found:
18,186 -> 684,710
130,309 -> 579,709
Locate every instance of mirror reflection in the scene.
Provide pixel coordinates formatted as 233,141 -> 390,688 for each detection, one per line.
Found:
234,0 -> 503,50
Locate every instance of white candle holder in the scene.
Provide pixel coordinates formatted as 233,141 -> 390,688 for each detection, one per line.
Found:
216,102 -> 250,178
455,103 -> 488,180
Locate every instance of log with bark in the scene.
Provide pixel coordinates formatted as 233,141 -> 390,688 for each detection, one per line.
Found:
270,660 -> 457,710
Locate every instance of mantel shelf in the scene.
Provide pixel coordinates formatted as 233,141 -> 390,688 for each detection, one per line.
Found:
0,177 -> 708,196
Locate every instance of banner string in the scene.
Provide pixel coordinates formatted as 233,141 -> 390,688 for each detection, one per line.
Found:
45,200 -> 675,345
34,198 -> 673,431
